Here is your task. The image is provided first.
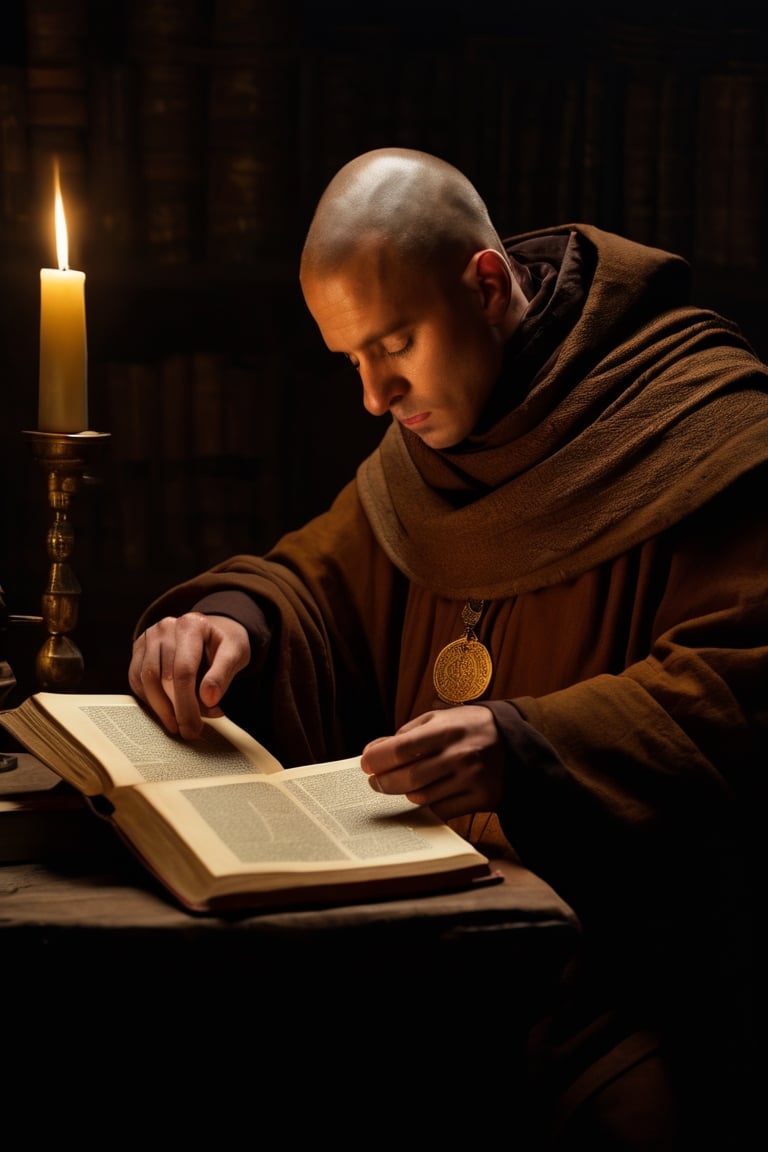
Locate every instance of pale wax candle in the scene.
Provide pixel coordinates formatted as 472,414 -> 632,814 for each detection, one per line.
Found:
38,176 -> 88,432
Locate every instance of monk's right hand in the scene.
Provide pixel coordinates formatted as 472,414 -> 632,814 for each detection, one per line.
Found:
128,612 -> 251,740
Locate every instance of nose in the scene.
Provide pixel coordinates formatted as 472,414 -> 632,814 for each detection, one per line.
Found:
360,363 -> 405,417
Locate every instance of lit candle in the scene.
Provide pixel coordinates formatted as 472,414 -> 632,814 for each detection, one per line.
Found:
38,168 -> 88,432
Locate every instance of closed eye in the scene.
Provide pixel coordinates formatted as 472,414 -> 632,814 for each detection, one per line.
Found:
386,336 -> 413,358
340,335 -> 412,371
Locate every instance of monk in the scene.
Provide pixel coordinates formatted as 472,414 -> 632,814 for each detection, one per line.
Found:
129,149 -> 766,1146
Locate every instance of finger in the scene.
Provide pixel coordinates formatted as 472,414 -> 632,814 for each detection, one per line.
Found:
361,727 -> 433,776
367,750 -> 449,798
163,623 -> 208,739
129,629 -> 176,728
130,619 -> 205,738
198,634 -> 246,708
368,761 -> 473,817
356,737 -> 386,774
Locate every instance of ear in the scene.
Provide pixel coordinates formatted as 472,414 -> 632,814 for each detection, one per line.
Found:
461,249 -> 512,324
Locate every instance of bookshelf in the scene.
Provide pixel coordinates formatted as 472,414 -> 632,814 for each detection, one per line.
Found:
1,1 -> 767,698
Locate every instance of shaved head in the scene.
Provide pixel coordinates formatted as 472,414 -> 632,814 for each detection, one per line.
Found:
298,148 -> 529,449
300,148 -> 507,283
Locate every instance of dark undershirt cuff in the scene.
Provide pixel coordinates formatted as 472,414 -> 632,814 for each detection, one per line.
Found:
479,698 -> 570,843
192,590 -> 272,672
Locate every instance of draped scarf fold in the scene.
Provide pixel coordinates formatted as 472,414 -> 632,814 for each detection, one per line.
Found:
357,225 -> 768,598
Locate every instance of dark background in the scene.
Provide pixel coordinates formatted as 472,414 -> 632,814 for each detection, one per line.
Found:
1,0 -> 766,700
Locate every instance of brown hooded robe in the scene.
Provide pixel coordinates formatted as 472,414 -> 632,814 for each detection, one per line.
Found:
136,225 -> 766,1140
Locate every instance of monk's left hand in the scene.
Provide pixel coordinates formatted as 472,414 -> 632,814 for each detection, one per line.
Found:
360,705 -> 505,821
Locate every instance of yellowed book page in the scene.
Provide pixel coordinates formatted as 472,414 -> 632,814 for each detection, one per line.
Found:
115,756 -> 486,903
6,692 -> 283,794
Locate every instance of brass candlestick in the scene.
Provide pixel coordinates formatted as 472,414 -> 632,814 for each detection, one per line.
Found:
23,430 -> 110,691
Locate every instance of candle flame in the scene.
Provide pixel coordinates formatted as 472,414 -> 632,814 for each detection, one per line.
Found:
53,163 -> 69,271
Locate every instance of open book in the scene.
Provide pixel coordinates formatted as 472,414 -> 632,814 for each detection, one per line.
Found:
0,693 -> 492,913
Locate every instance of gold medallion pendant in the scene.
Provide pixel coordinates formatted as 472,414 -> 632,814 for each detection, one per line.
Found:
433,599 -> 492,704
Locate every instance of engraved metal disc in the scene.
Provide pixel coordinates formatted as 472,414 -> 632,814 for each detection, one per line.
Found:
433,638 -> 492,704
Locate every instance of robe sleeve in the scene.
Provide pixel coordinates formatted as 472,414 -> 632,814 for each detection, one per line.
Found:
133,480 -> 405,766
500,467 -> 766,926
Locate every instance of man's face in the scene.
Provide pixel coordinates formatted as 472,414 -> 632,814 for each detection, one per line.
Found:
301,247 -> 505,450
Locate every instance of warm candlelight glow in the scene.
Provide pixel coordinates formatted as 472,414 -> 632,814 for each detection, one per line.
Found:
54,171 -> 70,270
38,163 -> 88,433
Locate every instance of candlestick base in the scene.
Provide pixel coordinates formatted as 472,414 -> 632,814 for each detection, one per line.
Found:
35,635 -> 85,691
23,430 -> 110,692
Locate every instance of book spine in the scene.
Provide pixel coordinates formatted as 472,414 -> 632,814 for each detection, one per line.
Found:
158,353 -> 196,570
25,0 -> 89,257
223,352 -> 283,552
87,63 -> 140,260
190,351 -> 236,566
206,0 -> 300,263
0,65 -> 31,257
125,1 -> 210,265
552,73 -> 583,225
694,72 -> 734,270
190,351 -> 225,459
655,69 -> 697,258
621,72 -> 661,246
141,62 -> 207,264
103,360 -> 160,570
727,71 -> 765,270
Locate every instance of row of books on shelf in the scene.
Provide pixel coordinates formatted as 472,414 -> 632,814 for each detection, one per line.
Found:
461,37 -> 767,271
2,9 -> 767,269
0,0 -> 301,265
89,350 -> 285,573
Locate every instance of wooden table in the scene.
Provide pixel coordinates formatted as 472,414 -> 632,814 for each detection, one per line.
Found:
1,752 -> 581,1129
